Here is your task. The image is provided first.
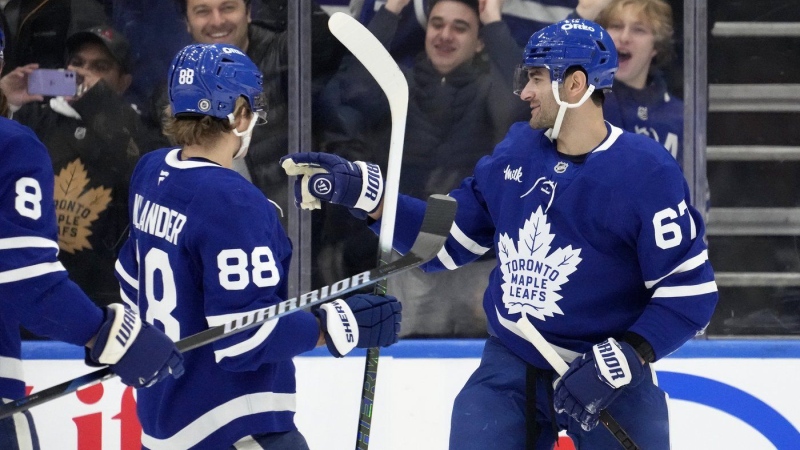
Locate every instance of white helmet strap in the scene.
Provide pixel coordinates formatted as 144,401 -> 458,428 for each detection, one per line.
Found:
549,80 -> 596,140
228,112 -> 257,160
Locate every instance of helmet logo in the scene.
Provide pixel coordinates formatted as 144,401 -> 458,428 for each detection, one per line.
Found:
198,99 -> 211,111
313,178 -> 332,196
561,22 -> 595,32
221,46 -> 245,56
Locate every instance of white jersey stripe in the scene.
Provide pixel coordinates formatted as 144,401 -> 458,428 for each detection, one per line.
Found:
652,281 -> 718,298
114,259 -> 139,290
0,356 -> 24,383
233,435 -> 266,450
0,236 -> 59,251
165,148 -> 221,169
207,312 -> 280,362
0,261 -> 65,284
451,222 -> 491,255
436,246 -> 459,271
593,124 -> 624,153
212,320 -> 279,362
140,392 -> 296,450
645,250 -> 710,289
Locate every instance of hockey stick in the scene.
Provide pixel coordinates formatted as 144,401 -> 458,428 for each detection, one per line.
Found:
327,12 -> 409,450
0,195 -> 455,421
516,316 -> 642,450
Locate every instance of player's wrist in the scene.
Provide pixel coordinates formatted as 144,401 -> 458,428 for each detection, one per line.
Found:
622,331 -> 655,364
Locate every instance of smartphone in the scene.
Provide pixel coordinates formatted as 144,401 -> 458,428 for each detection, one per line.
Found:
27,69 -> 78,97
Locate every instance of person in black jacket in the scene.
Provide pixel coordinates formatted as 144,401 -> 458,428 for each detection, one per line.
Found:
317,0 -> 529,336
0,25 -> 167,310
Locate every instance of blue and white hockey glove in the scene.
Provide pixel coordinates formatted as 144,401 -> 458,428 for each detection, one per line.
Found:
280,152 -> 384,219
315,294 -> 402,357
88,304 -> 185,388
553,338 -> 644,431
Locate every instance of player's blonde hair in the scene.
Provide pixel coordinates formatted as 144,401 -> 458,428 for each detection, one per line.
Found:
162,97 -> 252,146
595,0 -> 675,68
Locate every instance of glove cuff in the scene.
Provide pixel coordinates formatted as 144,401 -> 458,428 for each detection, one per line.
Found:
91,304 -> 142,365
592,337 -> 638,389
353,161 -> 383,213
318,300 -> 360,357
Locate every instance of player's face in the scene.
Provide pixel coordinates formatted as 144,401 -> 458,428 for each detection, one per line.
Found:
425,1 -> 484,75
185,0 -> 251,52
519,67 -> 559,130
605,5 -> 657,89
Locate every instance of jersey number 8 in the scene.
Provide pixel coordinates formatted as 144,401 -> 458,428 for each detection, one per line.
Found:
15,177 -> 42,220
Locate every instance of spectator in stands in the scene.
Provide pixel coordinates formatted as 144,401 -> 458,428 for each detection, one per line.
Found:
0,0 -> 109,74
157,0 -> 346,223
352,0 -> 612,68
317,0 -> 529,336
596,0 -> 683,161
0,25 -> 166,310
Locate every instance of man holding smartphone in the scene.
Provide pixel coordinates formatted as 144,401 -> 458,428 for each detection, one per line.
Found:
0,25 -> 167,314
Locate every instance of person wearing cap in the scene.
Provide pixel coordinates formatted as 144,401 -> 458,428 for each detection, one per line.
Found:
0,24 -> 167,313
313,0 -> 529,336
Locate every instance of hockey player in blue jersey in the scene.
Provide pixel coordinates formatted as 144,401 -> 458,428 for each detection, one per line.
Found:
114,43 -> 402,449
282,17 -> 717,450
0,27 -> 183,450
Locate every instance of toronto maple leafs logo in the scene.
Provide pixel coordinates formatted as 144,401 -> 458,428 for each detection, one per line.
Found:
498,207 -> 582,321
54,159 -> 112,253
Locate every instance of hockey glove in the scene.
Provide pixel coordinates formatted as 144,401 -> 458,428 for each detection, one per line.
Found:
280,152 -> 384,219
315,294 -> 402,357
88,304 -> 185,388
553,338 -> 644,431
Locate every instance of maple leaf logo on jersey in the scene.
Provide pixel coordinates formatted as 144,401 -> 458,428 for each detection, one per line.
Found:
498,207 -> 582,321
54,159 -> 112,253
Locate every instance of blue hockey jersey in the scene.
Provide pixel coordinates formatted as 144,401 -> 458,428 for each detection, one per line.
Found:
0,117 -> 103,400
115,149 -> 320,449
375,122 -> 717,368
603,74 -> 684,162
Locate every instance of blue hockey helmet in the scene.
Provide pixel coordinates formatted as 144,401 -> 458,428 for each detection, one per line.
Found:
168,43 -> 267,123
521,18 -> 618,90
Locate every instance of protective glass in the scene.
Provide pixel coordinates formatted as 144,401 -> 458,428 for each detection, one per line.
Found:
253,91 -> 268,124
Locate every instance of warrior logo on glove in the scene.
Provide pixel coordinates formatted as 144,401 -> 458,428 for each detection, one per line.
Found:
313,178 -> 333,196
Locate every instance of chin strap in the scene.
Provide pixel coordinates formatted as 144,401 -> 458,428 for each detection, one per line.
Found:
229,113 -> 257,160
549,80 -> 596,140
